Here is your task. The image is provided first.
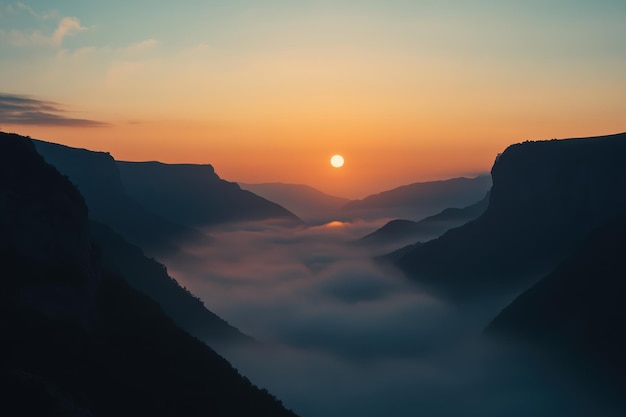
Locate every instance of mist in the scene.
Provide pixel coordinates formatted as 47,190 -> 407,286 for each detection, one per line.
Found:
162,220 -> 615,417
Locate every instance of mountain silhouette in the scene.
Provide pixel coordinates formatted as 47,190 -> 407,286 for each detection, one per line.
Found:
0,132 -> 297,416
32,138 -> 206,257
362,193 -> 489,248
117,162 -> 302,229
393,133 -> 626,298
239,182 -> 351,224
485,214 -> 626,405
343,176 -> 491,221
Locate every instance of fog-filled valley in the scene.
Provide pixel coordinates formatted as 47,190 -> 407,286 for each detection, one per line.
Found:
2,131 -> 626,416
163,219 -> 618,417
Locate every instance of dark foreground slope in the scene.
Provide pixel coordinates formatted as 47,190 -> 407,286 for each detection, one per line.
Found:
118,162 -> 302,229
486,215 -> 626,368
395,133 -> 626,298
32,138 -> 205,256
0,133 -> 297,417
486,215 -> 626,405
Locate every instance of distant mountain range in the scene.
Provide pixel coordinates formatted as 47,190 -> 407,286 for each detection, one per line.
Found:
393,133 -> 626,299
239,182 -> 351,224
343,175 -> 492,221
0,132 -> 297,416
362,192 -> 489,249
241,177 -> 492,225
118,162 -> 302,229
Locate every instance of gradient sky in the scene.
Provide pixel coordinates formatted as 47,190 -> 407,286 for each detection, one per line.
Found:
1,1 -> 625,197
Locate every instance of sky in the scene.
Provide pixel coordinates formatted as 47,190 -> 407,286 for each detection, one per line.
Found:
1,0 -> 625,197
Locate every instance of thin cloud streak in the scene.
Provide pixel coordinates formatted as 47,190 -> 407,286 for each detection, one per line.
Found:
0,93 -> 108,127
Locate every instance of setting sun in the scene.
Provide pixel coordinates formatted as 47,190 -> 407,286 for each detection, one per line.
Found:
330,154 -> 345,168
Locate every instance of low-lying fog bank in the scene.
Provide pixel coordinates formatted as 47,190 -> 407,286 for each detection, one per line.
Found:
162,220 -> 617,417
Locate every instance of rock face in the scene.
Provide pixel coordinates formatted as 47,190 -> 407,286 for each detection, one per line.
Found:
342,176 -> 492,221
394,133 -> 626,298
117,161 -> 302,229
0,132 -> 298,417
32,139 -> 202,256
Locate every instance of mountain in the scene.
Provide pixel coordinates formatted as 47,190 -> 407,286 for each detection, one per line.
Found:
89,220 -> 253,348
32,138 -> 205,257
485,214 -> 626,404
117,162 -> 302,229
0,132 -> 297,416
239,182 -> 351,224
394,133 -> 626,298
342,175 -> 492,221
362,193 -> 489,248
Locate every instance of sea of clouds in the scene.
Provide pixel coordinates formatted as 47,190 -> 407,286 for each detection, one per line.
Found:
163,220 -> 616,417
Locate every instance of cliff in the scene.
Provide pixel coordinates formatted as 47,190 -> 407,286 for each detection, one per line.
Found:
394,133 -> 626,297
117,161 -> 302,228
32,139 -> 205,256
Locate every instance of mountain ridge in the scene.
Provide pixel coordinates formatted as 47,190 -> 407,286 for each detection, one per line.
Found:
117,161 -> 302,229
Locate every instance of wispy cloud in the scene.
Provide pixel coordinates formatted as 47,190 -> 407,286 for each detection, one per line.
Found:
122,38 -> 159,54
0,15 -> 86,47
16,1 -> 56,20
50,16 -> 85,45
0,93 -> 108,127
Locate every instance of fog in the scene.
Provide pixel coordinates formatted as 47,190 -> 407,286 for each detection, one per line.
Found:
162,220 -> 614,417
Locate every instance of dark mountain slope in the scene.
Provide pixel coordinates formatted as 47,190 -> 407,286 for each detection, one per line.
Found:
32,138 -> 205,256
485,214 -> 626,404
0,132 -> 298,416
89,220 -> 252,348
362,193 -> 489,247
395,133 -> 626,298
240,182 -> 351,223
343,175 -> 491,220
117,161 -> 302,228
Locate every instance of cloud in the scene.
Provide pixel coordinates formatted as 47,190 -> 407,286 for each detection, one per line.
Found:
50,17 -> 85,46
122,38 -> 159,54
16,2 -> 56,20
0,93 -> 108,127
0,15 -> 86,47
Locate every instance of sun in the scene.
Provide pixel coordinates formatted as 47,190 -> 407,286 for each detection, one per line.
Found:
330,154 -> 344,168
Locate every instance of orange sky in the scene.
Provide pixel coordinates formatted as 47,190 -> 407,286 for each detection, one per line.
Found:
2,1 -> 625,197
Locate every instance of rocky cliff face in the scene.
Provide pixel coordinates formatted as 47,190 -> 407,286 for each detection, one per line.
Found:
394,133 -> 626,298
117,161 -> 302,228
32,139 -> 204,256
